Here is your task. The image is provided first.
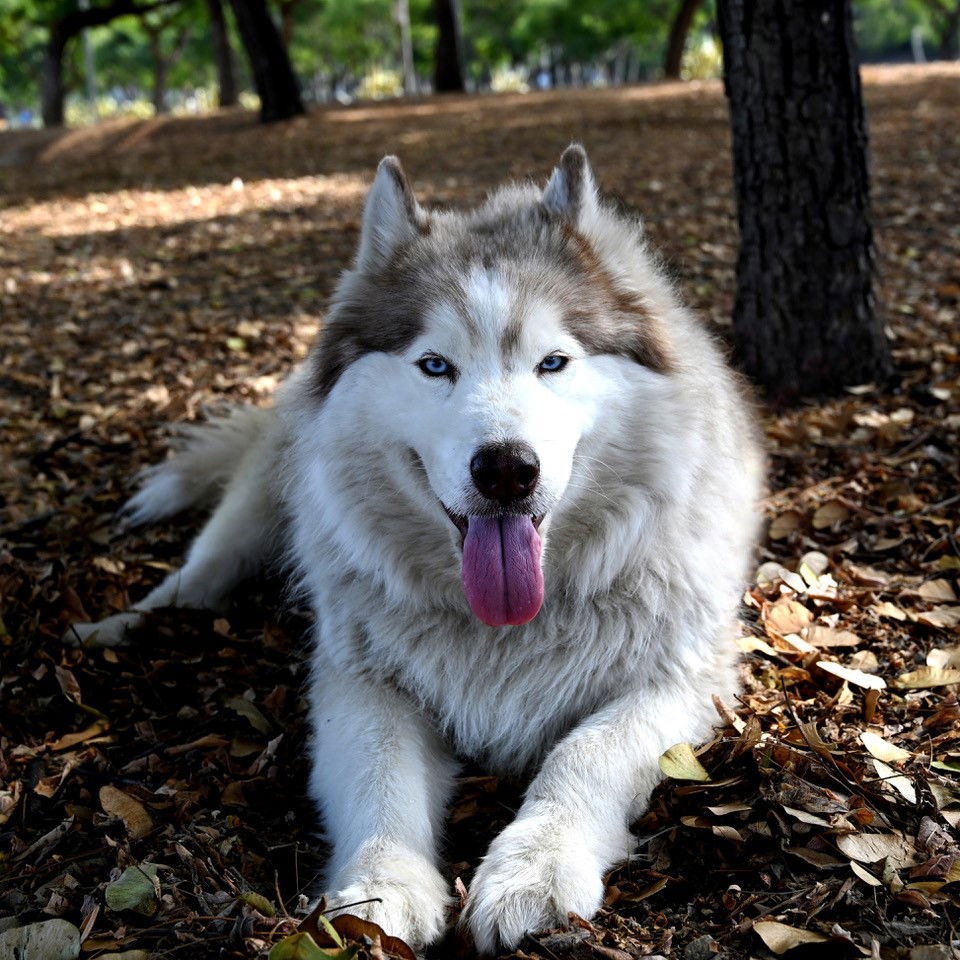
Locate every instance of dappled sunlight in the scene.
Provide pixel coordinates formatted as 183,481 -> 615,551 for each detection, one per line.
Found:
2,173 -> 368,236
861,61 -> 960,85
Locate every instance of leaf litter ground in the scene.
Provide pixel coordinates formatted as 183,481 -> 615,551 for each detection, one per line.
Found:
1,64 -> 959,960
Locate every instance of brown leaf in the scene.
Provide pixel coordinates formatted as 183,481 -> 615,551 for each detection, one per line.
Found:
753,920 -> 828,954
812,500 -> 850,530
765,598 -> 814,635
330,915 -> 416,960
99,785 -> 154,839
769,511 -> 802,540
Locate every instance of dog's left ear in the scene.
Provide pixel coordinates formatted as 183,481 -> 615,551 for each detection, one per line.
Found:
356,155 -> 424,271
542,143 -> 599,223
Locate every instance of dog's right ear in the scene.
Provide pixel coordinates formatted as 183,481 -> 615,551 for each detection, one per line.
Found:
356,156 -> 422,271
542,143 -> 599,224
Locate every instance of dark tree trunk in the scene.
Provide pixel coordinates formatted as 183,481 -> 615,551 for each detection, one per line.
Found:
41,30 -> 68,127
433,0 -> 465,92
716,0 -> 891,405
41,0 -> 181,127
205,0 -> 237,107
228,0 -> 304,122
152,62 -> 168,113
663,0 -> 706,79
937,4 -> 960,58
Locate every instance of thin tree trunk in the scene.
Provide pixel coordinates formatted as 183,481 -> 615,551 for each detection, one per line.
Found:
716,0 -> 891,404
205,0 -> 237,107
152,51 -> 168,112
396,0 -> 416,95
433,0 -> 465,92
228,0 -> 304,122
663,0 -> 706,79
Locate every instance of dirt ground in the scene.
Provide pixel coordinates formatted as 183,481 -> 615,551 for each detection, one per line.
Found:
2,64 -> 960,959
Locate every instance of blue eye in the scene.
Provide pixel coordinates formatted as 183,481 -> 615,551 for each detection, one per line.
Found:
538,354 -> 568,374
418,355 -> 452,377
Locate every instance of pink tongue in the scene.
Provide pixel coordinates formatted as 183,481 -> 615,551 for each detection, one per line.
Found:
462,515 -> 544,627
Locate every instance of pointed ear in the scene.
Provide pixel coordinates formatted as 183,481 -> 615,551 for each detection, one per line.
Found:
356,155 -> 423,270
542,143 -> 599,223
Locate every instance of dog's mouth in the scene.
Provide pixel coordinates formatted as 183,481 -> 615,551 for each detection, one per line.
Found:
443,506 -> 545,541
442,505 -> 545,628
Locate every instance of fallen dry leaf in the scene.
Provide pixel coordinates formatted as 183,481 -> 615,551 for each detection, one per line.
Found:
752,919 -> 828,953
895,667 -> 960,689
817,661 -> 887,690
860,731 -> 912,763
99,785 -> 153,839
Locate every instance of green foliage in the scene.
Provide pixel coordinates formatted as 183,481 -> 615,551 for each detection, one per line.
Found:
1,1 -> 949,125
854,0 -> 938,57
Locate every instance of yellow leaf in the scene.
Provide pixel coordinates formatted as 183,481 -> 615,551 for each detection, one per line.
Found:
658,743 -> 710,782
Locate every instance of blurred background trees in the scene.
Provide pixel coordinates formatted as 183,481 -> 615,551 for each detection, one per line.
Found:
1,0 -> 955,128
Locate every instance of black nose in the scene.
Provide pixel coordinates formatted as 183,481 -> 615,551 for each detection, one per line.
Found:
470,443 -> 540,502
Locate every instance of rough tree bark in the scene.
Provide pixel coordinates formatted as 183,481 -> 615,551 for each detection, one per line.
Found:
663,0 -> 706,79
716,0 -> 891,404
205,0 -> 237,107
433,0 -> 465,92
228,0 -> 304,122
41,0 -> 179,127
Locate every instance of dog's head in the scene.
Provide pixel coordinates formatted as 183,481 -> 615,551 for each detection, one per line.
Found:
310,146 -> 676,627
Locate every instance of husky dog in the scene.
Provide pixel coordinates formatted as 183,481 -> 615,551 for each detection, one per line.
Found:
70,146 -> 762,953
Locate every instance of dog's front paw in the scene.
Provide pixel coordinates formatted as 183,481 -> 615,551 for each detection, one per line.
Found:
63,611 -> 144,647
324,849 -> 450,950
463,818 -> 605,954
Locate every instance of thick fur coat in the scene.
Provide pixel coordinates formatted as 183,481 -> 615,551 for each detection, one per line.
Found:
71,146 -> 763,953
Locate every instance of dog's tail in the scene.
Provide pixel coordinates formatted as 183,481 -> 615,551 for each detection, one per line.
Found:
122,406 -> 272,527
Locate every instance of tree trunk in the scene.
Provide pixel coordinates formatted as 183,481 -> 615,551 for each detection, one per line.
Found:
433,0 -> 465,92
41,0 -> 182,127
396,0 -> 416,96
41,30 -> 68,127
153,61 -> 168,113
228,0 -> 304,122
937,4 -> 960,59
663,0 -> 706,79
716,0 -> 891,405
205,0 -> 237,107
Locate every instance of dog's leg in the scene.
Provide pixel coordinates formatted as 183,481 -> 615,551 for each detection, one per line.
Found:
463,683 -> 712,953
310,672 -> 458,949
66,460 -> 277,647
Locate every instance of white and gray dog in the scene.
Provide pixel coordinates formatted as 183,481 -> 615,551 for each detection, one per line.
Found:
71,145 -> 763,953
